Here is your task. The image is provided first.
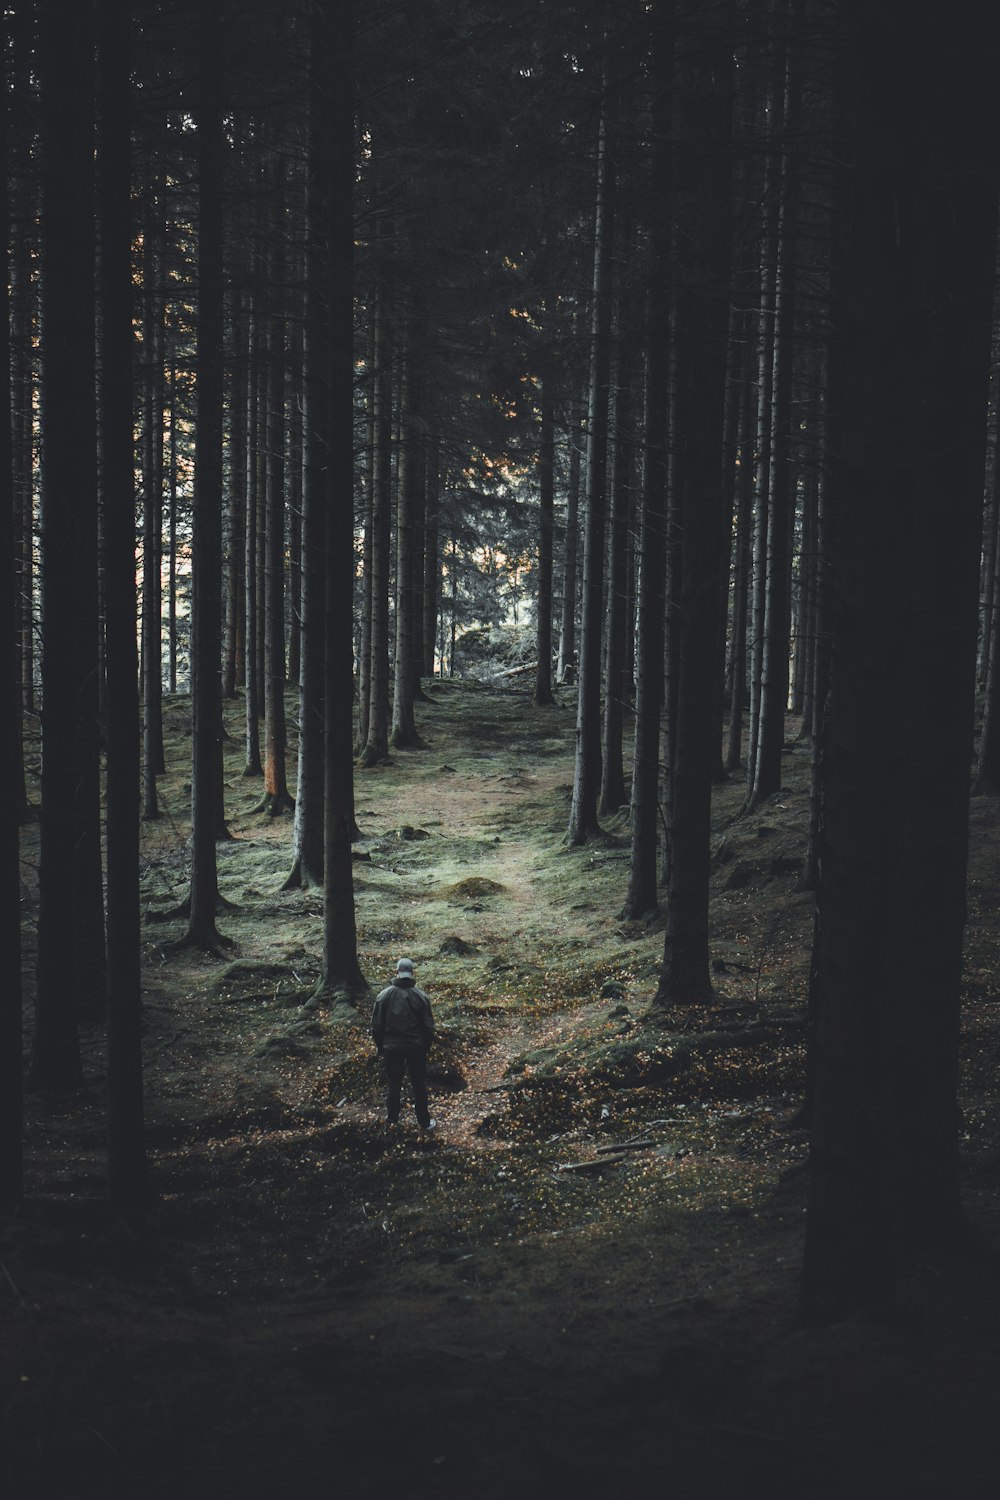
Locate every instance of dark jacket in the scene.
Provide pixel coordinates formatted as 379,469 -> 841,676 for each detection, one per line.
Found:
371,977 -> 435,1053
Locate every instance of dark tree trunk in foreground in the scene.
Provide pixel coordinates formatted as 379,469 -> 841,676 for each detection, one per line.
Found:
624,1 -> 673,921
32,0 -> 97,1089
568,90 -> 616,844
140,186 -> 165,823
0,31 -> 23,1206
99,0 -> 148,1221
801,3 -> 996,1323
316,0 -> 366,1003
184,6 -> 228,951
975,306 -> 1000,793
655,5 -> 733,1005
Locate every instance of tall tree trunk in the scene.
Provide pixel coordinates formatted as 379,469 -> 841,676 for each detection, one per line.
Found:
422,435 -> 441,678
599,297 -> 634,815
724,314 -> 755,771
801,1 -> 996,1322
0,13 -> 24,1207
624,2 -> 673,921
655,1 -> 733,1005
533,383 -> 555,707
748,3 -> 803,809
184,4 -> 228,951
356,291 -> 377,752
223,301 -> 248,700
141,183 -> 165,819
243,295 -> 263,777
568,85 -> 616,844
32,0 -> 100,1088
99,0 -> 148,1222
315,0 -> 366,1004
556,407 -> 581,684
257,155 -> 294,817
358,278 -> 392,765
167,356 -> 181,693
287,274 -> 304,695
390,333 -> 423,749
286,28 -> 333,892
10,6 -> 35,745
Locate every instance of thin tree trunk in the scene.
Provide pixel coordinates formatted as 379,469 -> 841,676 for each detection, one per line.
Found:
556,407 -> 581,684
390,332 -> 423,749
243,295 -> 263,777
257,155 -> 293,817
184,4 -> 229,951
533,384 -> 555,707
599,294 -> 634,815
223,303 -> 248,700
725,314 -> 755,771
423,435 -> 441,678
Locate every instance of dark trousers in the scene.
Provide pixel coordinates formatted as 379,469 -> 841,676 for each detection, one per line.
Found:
383,1046 -> 430,1126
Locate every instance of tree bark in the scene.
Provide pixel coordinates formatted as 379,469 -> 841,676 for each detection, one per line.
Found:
801,1 -> 996,1322
257,154 -> 294,817
316,0 -> 367,1004
390,331 -> 424,749
533,383 -> 555,707
556,406 -> 581,685
358,276 -> 392,765
568,85 -> 616,844
655,2 -> 733,1005
623,1 -> 673,920
183,4 -> 228,951
99,0 -> 149,1222
32,0 -> 98,1088
0,13 -> 23,1206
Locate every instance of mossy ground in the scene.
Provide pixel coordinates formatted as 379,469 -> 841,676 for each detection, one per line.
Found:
5,681 -> 1000,1498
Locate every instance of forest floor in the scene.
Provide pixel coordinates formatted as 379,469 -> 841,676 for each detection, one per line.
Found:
5,679 -> 1000,1499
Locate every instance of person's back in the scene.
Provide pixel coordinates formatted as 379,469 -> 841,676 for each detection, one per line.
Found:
371,958 -> 436,1130
374,976 -> 433,1051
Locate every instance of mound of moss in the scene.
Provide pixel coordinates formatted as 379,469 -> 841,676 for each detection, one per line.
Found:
443,876 -> 506,900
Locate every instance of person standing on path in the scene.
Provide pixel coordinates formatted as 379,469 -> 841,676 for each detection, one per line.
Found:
371,957 -> 436,1130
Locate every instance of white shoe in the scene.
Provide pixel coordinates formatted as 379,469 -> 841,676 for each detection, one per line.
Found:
424,1118 -> 437,1132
